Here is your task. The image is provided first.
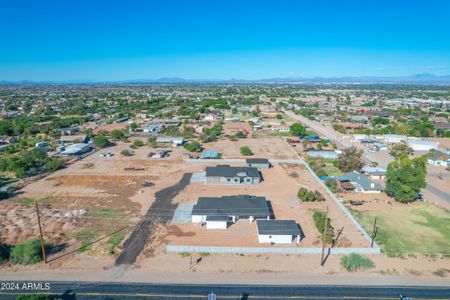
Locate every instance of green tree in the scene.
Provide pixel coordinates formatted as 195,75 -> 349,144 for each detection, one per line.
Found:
385,155 -> 427,203
289,123 -> 306,136
336,146 -> 364,172
43,158 -> 63,172
240,146 -> 253,156
0,243 -> 10,264
110,129 -> 125,140
184,141 -> 202,152
93,135 -> 110,148
129,122 -> 138,131
10,239 -> 42,265
389,141 -> 413,158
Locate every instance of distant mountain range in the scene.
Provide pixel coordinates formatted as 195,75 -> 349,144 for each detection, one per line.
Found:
1,74 -> 450,85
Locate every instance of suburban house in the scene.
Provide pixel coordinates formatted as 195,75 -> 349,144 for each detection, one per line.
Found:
246,158 -> 271,168
191,195 -> 271,229
59,135 -> 88,145
156,137 -> 184,146
143,123 -> 164,133
256,220 -> 302,244
200,150 -> 221,159
427,150 -> 450,167
338,171 -> 382,193
361,165 -> 387,180
204,113 -> 218,121
61,143 -> 92,156
271,126 -> 290,132
205,165 -> 261,184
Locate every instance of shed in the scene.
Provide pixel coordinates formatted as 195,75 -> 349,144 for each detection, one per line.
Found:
256,220 -> 302,244
246,158 -> 270,168
200,150 -> 221,159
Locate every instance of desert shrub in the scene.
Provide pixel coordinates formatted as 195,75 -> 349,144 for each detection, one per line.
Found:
132,140 -> 144,147
236,131 -> 247,138
240,146 -> 253,156
313,211 -> 333,243
120,149 -> 132,156
10,239 -> 42,265
297,188 -> 324,202
340,253 -> 375,272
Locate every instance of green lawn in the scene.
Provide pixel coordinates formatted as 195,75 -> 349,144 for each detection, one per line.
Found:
323,163 -> 343,177
351,203 -> 450,256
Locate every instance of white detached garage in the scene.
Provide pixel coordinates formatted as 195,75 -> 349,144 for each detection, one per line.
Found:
256,220 -> 302,244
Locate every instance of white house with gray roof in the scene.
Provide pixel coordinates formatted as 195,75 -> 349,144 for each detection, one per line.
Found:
256,220 -> 302,244
205,165 -> 261,184
191,195 -> 271,229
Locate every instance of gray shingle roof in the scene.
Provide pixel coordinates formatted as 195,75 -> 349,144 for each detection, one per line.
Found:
205,165 -> 260,178
257,220 -> 301,235
192,195 -> 270,218
339,171 -> 382,191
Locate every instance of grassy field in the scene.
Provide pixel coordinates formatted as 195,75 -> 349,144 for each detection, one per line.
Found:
351,203 -> 450,256
323,163 -> 343,177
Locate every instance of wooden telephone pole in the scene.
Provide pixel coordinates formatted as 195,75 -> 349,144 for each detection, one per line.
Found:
371,217 -> 378,248
320,206 -> 329,266
35,202 -> 47,263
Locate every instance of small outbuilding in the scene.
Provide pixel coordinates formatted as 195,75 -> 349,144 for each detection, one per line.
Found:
256,220 -> 302,244
200,150 -> 221,159
246,158 -> 271,168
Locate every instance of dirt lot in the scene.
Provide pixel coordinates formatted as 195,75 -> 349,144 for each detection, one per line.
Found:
0,141 -> 200,251
201,137 -> 298,159
153,162 -> 369,250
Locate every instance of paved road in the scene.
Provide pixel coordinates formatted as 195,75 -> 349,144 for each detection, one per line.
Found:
115,173 -> 192,265
1,281 -> 449,299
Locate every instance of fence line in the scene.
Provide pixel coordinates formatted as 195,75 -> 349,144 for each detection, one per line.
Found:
166,245 -> 381,255
186,159 -> 303,164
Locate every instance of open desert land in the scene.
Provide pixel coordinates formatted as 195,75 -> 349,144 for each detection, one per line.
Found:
0,141 -> 201,257
201,137 -> 298,159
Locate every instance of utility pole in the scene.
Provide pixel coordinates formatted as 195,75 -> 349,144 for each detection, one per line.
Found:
371,217 -> 378,248
35,202 -> 47,263
320,206 -> 329,266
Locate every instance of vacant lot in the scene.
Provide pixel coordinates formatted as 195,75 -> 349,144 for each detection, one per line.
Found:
201,137 -> 298,159
351,202 -> 450,256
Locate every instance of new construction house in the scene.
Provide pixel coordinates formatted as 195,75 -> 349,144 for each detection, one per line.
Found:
191,195 -> 271,229
256,220 -> 302,244
205,165 -> 261,184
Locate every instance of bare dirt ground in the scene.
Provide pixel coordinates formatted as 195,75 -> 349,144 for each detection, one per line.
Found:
0,142 -> 200,252
201,137 -> 298,159
156,161 -> 368,249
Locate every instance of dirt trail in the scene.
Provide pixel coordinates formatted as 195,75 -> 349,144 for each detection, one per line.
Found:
115,173 -> 192,265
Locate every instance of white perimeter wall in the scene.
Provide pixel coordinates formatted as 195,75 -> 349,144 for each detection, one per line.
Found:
258,234 -> 294,244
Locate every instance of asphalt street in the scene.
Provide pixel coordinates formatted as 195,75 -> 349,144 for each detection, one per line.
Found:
1,281 -> 450,300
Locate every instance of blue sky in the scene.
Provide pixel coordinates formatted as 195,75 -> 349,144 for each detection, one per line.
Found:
1,0 -> 449,80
